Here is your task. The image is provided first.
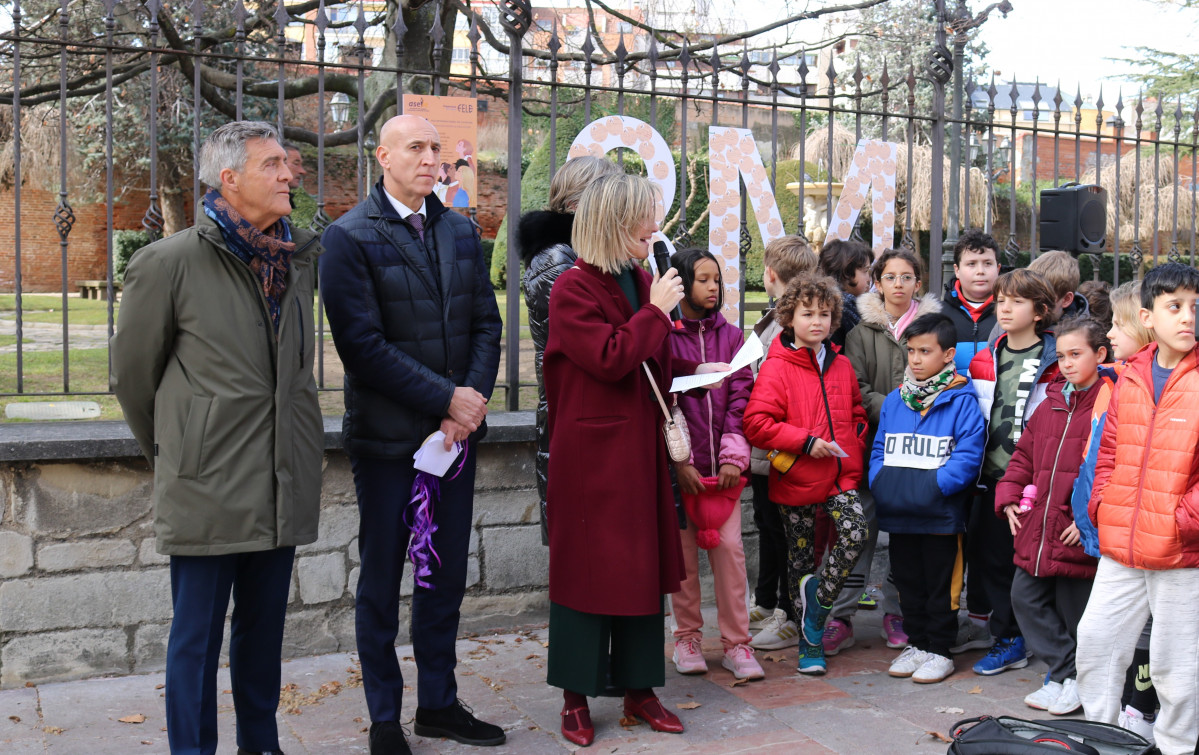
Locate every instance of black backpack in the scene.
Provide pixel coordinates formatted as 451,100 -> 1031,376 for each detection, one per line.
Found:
947,715 -> 1157,755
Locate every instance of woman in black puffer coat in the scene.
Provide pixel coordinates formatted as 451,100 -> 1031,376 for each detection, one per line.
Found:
520,156 -> 622,544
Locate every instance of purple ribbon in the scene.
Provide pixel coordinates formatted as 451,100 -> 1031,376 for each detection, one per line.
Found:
405,440 -> 469,590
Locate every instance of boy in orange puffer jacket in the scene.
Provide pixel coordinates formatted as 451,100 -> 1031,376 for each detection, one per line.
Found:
1076,262 -> 1199,755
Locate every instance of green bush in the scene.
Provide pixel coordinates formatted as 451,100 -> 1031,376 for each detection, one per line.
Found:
113,229 -> 152,284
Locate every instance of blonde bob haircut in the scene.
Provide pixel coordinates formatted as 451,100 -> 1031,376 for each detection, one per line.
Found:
1110,280 -> 1154,350
572,173 -> 662,275
548,156 -> 622,214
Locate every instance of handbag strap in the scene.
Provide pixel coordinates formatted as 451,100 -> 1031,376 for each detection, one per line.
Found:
642,362 -> 673,422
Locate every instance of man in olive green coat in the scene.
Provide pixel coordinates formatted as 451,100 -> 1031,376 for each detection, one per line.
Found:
111,121 -> 323,755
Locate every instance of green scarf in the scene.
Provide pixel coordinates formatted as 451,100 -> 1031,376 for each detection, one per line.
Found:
899,364 -> 957,412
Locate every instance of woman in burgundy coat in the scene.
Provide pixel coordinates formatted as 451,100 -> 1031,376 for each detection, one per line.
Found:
543,174 -> 725,747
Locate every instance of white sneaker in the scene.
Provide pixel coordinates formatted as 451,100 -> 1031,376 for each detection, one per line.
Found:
950,617 -> 994,654
1023,680 -> 1063,710
1048,678 -> 1081,715
750,614 -> 800,650
748,604 -> 778,632
912,652 -> 955,684
888,646 -> 930,678
1117,705 -> 1156,744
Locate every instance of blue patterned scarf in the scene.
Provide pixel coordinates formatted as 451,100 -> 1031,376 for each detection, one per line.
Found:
203,189 -> 295,332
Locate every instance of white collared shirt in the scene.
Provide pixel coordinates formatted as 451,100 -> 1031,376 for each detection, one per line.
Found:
382,187 -> 426,223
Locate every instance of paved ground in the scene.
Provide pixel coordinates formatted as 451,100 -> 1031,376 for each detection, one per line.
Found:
0,606 -> 1071,754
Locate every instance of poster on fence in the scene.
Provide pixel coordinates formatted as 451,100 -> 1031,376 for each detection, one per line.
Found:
403,94 -> 479,208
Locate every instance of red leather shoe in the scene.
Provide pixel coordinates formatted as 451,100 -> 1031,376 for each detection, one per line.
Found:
560,704 -> 594,747
623,692 -> 684,734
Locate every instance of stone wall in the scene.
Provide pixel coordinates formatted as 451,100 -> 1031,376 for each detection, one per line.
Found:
0,413 -> 768,688
0,414 -> 566,688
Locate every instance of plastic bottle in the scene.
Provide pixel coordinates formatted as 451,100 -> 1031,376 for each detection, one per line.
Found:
1018,484 -> 1037,512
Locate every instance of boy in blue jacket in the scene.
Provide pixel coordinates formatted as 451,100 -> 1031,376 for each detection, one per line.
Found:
870,313 -> 987,684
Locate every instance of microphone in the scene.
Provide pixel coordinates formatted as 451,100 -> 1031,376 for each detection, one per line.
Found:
652,240 -> 683,322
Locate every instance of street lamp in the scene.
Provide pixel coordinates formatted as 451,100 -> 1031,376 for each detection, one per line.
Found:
992,137 -> 1012,181
329,93 -> 351,131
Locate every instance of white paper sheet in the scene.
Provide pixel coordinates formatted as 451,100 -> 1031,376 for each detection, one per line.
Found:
826,441 -> 850,458
413,431 -> 464,477
668,336 -> 764,393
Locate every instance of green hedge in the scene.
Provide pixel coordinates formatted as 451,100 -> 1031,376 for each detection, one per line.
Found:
113,229 -> 152,284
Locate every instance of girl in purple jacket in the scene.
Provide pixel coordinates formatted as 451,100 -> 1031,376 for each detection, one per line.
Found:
667,248 -> 764,682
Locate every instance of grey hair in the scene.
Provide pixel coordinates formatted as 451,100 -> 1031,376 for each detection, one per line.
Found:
198,121 -> 282,188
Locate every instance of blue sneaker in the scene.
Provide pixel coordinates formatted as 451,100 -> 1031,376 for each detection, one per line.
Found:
972,636 -> 1031,676
797,637 -> 827,675
799,574 -> 830,646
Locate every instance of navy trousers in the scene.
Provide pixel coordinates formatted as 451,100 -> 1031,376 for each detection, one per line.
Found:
351,452 -> 476,722
165,547 -> 295,755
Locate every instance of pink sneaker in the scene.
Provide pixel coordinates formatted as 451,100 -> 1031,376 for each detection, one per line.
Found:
721,644 -> 765,680
822,618 -> 855,656
881,613 -> 908,649
672,638 -> 708,675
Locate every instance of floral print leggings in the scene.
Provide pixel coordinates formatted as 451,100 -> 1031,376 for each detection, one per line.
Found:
776,489 -> 868,611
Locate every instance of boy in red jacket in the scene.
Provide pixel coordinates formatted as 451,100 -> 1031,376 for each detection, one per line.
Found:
1077,263 -> 1199,755
744,273 -> 869,676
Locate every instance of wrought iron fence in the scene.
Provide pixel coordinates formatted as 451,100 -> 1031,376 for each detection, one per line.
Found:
2,0 -> 1198,413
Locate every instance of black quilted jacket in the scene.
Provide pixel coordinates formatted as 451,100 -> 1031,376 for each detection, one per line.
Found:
320,180 -> 502,459
519,209 -> 576,545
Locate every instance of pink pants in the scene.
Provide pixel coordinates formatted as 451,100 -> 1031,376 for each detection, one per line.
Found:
671,504 -> 751,650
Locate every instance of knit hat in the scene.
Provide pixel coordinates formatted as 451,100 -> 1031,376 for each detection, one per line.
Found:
682,476 -> 747,549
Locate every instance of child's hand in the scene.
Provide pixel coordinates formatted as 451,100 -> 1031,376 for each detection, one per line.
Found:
808,438 -> 833,459
716,464 -> 742,489
696,362 -> 731,391
1003,504 -> 1023,537
676,463 -> 705,495
1060,522 -> 1081,547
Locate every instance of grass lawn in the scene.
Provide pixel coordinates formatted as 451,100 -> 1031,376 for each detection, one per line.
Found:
0,286 -> 770,423
0,294 -> 118,326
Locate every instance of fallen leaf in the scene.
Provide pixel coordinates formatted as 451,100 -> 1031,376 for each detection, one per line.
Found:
728,678 -> 749,687
762,653 -> 787,663
676,701 -> 701,710
24,682 -> 34,688
525,654 -> 539,660
541,641 -> 549,648
967,685 -> 982,694
618,715 -> 640,728
44,726 -> 64,735
118,714 -> 147,724
935,706 -> 964,715
222,689 -> 232,695
140,741 -> 153,745
8,715 -> 20,723
353,717 -> 363,724
154,684 -> 165,690
923,730 -> 952,744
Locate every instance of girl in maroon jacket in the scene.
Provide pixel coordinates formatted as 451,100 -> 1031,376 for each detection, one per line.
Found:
743,273 -> 869,675
996,317 -> 1109,717
666,248 -> 763,683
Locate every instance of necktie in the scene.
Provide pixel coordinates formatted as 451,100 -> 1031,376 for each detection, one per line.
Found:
406,212 -> 425,242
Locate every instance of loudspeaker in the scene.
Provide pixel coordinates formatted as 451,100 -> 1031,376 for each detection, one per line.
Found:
1039,183 -> 1107,254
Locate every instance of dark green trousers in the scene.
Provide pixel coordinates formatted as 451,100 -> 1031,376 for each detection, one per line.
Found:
546,601 -> 665,697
